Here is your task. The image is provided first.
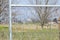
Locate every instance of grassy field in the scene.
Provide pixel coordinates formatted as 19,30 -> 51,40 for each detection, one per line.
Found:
0,24 -> 9,40
0,24 -> 59,40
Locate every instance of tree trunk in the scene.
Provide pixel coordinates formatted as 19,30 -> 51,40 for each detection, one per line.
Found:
41,24 -> 44,29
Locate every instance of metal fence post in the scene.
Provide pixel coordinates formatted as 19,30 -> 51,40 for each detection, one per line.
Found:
9,0 -> 12,40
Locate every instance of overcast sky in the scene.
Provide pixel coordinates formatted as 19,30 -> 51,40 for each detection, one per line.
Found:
12,0 -> 60,5
11,0 -> 60,21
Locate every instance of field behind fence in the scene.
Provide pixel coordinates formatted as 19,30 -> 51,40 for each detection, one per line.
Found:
0,23 -> 59,40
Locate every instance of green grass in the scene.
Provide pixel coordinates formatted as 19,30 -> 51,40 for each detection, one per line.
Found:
0,25 -> 8,31
0,24 -> 59,40
0,25 -> 9,40
13,29 -> 59,40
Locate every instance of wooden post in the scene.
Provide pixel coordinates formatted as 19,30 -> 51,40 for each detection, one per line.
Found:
58,23 -> 60,40
57,17 -> 60,40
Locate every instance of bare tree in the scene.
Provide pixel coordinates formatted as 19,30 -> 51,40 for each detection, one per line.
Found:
35,0 -> 59,29
28,0 -> 59,29
0,0 -> 8,14
0,0 -> 8,24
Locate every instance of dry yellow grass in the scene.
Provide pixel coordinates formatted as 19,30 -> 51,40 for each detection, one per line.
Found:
12,23 -> 58,32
